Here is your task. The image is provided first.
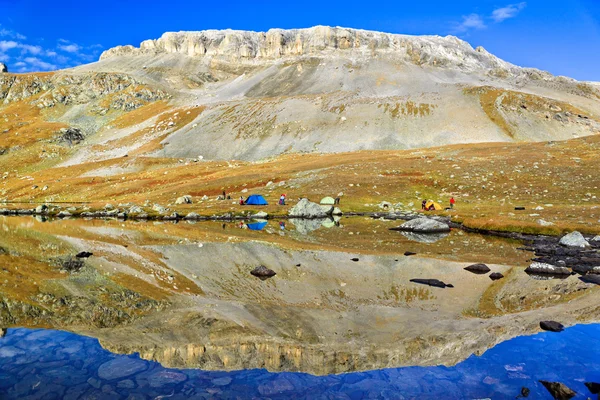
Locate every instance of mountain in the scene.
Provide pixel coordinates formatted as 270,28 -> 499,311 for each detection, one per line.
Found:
2,26 -> 599,165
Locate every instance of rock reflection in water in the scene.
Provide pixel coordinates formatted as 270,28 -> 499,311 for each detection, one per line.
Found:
401,231 -> 449,243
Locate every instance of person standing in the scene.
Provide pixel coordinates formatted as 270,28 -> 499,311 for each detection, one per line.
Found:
279,194 -> 286,205
450,197 -> 456,209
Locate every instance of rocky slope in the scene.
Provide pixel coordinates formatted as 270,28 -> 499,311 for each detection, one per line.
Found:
2,26 -> 600,164
75,26 -> 600,161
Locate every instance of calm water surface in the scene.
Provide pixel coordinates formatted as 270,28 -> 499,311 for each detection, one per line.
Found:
0,215 -> 599,399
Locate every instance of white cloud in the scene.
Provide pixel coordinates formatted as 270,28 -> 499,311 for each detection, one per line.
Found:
58,43 -> 81,53
23,57 -> 57,71
492,2 -> 527,23
454,14 -> 487,33
19,44 -> 43,55
0,25 -> 26,40
0,53 -> 9,62
13,61 -> 26,67
46,50 -> 57,57
0,40 -> 19,52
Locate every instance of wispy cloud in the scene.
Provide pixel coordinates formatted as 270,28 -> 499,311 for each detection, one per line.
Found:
0,35 -> 104,72
0,25 -> 26,40
58,43 -> 81,53
0,40 -> 19,52
454,14 -> 487,33
492,2 -> 527,22
451,2 -> 527,34
23,57 -> 57,70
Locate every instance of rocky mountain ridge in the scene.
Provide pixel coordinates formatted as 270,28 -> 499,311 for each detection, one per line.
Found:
100,26 -> 550,82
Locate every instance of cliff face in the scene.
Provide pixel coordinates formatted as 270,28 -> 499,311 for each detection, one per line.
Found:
100,26 -> 529,77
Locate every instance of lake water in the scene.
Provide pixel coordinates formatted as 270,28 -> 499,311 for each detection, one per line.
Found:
1,215 -> 599,399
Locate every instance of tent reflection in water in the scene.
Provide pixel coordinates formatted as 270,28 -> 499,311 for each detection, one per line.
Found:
425,200 -> 442,211
244,194 -> 268,205
247,220 -> 268,231
320,196 -> 336,205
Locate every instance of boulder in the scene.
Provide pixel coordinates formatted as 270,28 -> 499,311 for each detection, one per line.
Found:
250,265 -> 276,279
539,381 -> 576,400
106,209 -> 119,216
464,263 -> 490,274
175,195 -> 192,204
0,63 -> 7,73
580,275 -> 600,285
591,235 -> 600,242
559,231 -> 590,248
128,205 -> 144,214
401,231 -> 448,243
489,272 -> 504,281
58,127 -> 84,145
410,278 -> 453,288
289,198 -> 331,218
392,217 -> 450,233
540,321 -> 564,332
572,265 -> 600,275
525,262 -> 571,275
332,207 -> 343,216
152,204 -> 167,214
253,211 -> 268,219
57,211 -> 72,218
184,212 -> 200,220
35,204 -> 48,214
584,382 -> 600,395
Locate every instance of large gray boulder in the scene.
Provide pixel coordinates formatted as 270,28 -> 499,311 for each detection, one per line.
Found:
525,262 -> 571,275
175,195 -> 192,204
392,217 -> 450,233
591,235 -> 600,242
289,198 -> 331,218
559,231 -> 590,248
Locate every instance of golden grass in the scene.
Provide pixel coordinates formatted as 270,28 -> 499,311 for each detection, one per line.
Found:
109,100 -> 171,129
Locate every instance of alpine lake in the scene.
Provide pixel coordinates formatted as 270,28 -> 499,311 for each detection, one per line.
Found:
1,214 -> 599,399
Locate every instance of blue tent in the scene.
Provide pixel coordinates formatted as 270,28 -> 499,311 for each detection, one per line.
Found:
247,221 -> 268,231
245,194 -> 268,205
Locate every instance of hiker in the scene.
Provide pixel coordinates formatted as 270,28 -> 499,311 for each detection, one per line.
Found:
279,194 -> 286,205
422,200 -> 427,210
279,221 -> 286,230
239,196 -> 245,205
450,197 -> 456,209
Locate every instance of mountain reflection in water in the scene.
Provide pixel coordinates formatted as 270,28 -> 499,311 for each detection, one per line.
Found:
1,324 -> 599,399
1,215 -> 600,397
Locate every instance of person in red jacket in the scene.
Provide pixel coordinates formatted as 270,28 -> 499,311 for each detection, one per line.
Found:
450,197 -> 456,209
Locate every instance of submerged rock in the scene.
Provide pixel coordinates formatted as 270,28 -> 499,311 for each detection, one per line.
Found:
584,382 -> 600,395
464,263 -> 490,274
392,217 -> 450,233
250,265 -> 276,279
580,275 -> 600,285
410,278 -> 453,288
539,380 -> 576,400
525,262 -> 571,276
489,272 -> 504,281
559,231 -> 590,248
540,321 -> 564,332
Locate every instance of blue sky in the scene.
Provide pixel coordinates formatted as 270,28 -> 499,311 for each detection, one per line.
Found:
1,0 -> 599,81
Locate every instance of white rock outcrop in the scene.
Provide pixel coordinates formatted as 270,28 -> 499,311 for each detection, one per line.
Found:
559,231 -> 590,248
289,198 -> 332,218
393,217 -> 450,233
